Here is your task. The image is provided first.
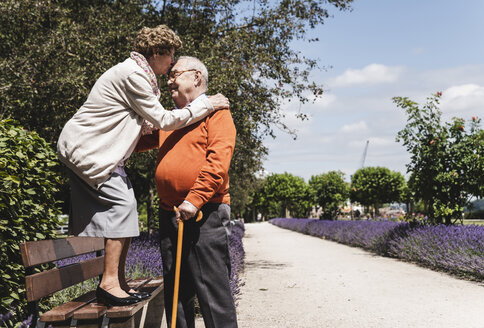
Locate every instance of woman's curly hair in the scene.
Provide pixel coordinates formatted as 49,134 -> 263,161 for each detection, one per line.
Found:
133,25 -> 182,58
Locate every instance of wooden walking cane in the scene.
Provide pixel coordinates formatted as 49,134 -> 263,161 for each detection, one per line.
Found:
171,206 -> 203,328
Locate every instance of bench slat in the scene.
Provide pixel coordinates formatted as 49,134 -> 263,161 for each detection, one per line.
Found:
39,277 -> 163,323
142,277 -> 163,288
72,302 -> 107,320
40,290 -> 97,322
26,256 -> 104,301
72,277 -> 155,320
20,236 -> 104,268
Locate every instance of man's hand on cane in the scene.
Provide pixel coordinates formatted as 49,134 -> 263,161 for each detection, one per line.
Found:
175,201 -> 199,222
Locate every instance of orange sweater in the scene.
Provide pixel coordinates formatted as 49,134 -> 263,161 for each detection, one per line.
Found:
137,109 -> 236,210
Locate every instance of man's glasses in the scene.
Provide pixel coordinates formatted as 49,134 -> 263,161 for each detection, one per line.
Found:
168,69 -> 197,81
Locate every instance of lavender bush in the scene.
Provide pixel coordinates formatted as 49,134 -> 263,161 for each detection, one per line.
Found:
387,224 -> 484,279
270,218 -> 484,281
0,311 -> 31,328
229,221 -> 245,303
126,231 -> 163,278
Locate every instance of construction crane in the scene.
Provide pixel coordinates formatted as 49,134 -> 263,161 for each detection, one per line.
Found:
360,140 -> 369,168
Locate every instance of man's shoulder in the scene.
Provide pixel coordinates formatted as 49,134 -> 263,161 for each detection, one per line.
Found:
206,109 -> 236,138
208,108 -> 234,122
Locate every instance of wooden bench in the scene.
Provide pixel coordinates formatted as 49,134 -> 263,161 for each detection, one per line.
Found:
20,236 -> 164,328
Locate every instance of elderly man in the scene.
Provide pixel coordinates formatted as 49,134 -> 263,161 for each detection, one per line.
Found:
137,56 -> 237,328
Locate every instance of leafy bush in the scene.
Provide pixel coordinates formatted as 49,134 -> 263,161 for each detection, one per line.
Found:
0,119 -> 62,316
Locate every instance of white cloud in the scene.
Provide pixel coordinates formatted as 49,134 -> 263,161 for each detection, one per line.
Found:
313,94 -> 336,109
440,84 -> 484,117
317,136 -> 334,144
282,93 -> 337,115
348,137 -> 395,149
444,83 -> 483,99
329,64 -> 404,87
368,137 -> 396,147
340,121 -> 368,133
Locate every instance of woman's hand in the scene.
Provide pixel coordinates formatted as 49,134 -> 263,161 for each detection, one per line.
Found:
207,93 -> 230,111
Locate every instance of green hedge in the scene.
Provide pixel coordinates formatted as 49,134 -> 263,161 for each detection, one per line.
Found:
0,119 -> 62,316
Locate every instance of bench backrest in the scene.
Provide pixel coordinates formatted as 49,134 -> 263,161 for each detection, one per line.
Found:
20,237 -> 105,302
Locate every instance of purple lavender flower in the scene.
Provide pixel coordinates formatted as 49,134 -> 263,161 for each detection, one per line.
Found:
126,231 -> 163,278
228,221 -> 246,303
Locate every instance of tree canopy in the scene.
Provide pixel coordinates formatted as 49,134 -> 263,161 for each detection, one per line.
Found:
0,0 -> 354,214
309,171 -> 349,220
250,172 -> 312,219
350,166 -> 405,217
394,93 -> 483,224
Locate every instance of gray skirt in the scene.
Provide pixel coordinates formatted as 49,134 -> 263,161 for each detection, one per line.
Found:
68,169 -> 139,238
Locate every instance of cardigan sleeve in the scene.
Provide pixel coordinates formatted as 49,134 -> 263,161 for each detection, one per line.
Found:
124,71 -> 214,131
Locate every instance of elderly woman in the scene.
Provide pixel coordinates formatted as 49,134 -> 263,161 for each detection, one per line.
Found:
57,25 -> 229,306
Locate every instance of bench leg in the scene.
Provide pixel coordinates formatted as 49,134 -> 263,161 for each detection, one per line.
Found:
138,303 -> 149,328
143,289 -> 165,328
70,318 -> 78,327
36,320 -> 45,328
101,314 -> 110,328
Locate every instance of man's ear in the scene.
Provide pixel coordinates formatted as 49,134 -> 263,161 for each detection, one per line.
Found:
194,71 -> 202,87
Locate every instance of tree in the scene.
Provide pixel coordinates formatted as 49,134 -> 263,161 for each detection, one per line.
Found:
308,171 -> 349,220
0,0 -> 154,141
394,92 -> 483,224
259,173 -> 312,218
350,167 -> 405,217
0,0 -> 354,219
0,0 -> 161,214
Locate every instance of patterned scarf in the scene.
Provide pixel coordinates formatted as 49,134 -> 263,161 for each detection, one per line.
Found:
130,51 -> 159,135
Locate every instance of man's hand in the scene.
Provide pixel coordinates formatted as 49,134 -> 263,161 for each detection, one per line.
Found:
175,201 -> 199,222
207,93 -> 230,111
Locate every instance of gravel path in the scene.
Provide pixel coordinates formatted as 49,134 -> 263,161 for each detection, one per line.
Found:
230,222 -> 484,328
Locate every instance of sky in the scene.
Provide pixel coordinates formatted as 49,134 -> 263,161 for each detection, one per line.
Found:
262,0 -> 484,182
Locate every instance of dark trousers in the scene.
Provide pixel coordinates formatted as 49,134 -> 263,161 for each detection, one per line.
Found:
159,203 -> 238,328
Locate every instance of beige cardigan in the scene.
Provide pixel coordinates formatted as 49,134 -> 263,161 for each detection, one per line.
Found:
57,58 -> 214,189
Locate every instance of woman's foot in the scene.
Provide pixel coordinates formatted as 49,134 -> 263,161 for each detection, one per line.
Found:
99,284 -> 131,298
96,286 -> 140,306
119,280 -> 136,294
128,291 -> 151,300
